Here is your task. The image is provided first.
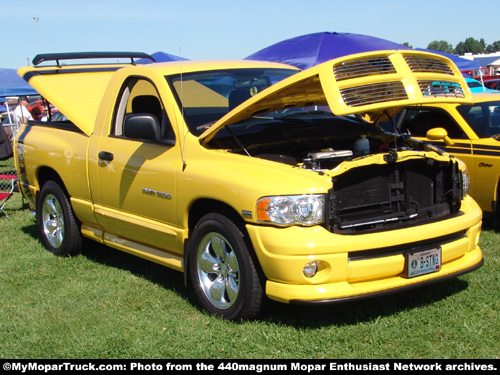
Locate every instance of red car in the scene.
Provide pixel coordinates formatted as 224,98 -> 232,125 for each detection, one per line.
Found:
461,67 -> 491,81
483,78 -> 500,91
27,100 -> 57,120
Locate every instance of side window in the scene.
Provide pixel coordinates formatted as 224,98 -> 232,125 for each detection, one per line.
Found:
457,102 -> 500,138
113,78 -> 175,143
400,108 -> 465,139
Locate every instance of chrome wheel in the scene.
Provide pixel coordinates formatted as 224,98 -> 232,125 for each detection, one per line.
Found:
41,193 -> 65,249
189,213 -> 263,320
197,232 -> 240,309
38,181 -> 81,256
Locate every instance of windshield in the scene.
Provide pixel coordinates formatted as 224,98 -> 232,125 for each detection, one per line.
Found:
467,80 -> 482,89
167,68 -> 298,135
456,100 -> 500,138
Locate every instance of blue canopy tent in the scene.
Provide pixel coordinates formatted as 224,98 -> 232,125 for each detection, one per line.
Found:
1,68 -> 38,127
415,49 -> 490,90
136,51 -> 189,64
245,32 -> 411,70
415,48 -> 480,71
0,68 -> 38,98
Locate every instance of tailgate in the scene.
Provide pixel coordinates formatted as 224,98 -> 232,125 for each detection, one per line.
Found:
18,52 -> 153,136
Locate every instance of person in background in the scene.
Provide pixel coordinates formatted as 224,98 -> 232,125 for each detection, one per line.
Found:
13,96 -> 33,124
30,106 -> 42,121
40,103 -> 50,121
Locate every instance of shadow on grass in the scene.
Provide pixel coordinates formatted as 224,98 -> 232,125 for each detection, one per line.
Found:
21,221 -> 198,307
79,237 -> 471,328
21,219 -> 475,328
259,278 -> 469,327
482,212 -> 496,231
80,240 -> 197,303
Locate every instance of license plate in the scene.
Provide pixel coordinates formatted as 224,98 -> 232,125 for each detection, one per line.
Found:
404,247 -> 441,278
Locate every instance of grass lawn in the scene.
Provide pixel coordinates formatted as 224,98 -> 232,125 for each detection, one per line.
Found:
1,159 -> 499,359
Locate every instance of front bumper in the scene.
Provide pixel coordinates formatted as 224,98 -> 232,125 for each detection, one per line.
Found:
246,196 -> 483,304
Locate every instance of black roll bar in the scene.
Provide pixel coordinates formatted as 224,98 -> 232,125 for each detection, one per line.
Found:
32,52 -> 156,66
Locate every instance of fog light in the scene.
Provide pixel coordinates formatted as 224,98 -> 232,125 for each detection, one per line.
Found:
303,261 -> 319,278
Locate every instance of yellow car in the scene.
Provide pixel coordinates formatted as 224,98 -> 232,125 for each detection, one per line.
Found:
382,92 -> 500,227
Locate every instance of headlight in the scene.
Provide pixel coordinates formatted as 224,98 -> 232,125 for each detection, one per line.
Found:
257,194 -> 325,226
455,158 -> 470,198
461,168 -> 470,198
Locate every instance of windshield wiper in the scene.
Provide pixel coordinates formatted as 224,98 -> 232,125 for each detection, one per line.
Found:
282,109 -> 334,117
279,110 -> 335,122
196,121 -> 216,132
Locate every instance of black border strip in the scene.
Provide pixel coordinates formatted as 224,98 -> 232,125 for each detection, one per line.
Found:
32,51 -> 154,66
23,67 -> 123,82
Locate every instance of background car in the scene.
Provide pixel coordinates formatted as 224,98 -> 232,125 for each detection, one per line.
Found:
380,92 -> 500,228
461,67 -> 491,81
27,100 -> 58,119
49,111 -> 68,122
483,78 -> 500,91
465,78 -> 498,93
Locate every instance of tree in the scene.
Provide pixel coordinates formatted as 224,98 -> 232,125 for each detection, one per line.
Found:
486,41 -> 500,53
422,37 -> 499,55
455,37 -> 486,55
402,42 -> 413,49
427,40 -> 454,54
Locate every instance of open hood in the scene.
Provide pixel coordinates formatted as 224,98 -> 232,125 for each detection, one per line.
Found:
201,50 -> 473,145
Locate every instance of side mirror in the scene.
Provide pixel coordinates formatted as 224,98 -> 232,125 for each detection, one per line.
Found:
124,114 -> 161,141
426,127 -> 455,146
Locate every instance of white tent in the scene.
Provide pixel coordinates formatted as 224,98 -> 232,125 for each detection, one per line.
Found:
488,58 -> 500,74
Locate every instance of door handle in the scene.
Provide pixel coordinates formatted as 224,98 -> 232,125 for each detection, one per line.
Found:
98,151 -> 114,161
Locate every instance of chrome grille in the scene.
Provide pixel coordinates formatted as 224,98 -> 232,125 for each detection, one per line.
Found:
418,80 -> 466,98
333,57 -> 396,81
340,82 -> 408,106
405,56 -> 454,75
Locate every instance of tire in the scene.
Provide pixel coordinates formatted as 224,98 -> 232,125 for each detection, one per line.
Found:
37,180 -> 82,256
188,213 -> 264,321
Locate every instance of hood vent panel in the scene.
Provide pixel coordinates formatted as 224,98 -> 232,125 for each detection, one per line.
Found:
334,57 -> 396,81
340,82 -> 408,107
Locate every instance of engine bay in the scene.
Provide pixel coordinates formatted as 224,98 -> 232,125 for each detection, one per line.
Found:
206,110 -> 420,171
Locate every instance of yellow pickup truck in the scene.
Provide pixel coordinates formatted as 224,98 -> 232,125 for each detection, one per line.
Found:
14,51 -> 483,320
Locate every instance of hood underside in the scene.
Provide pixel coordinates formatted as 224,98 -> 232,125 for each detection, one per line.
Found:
200,50 -> 473,144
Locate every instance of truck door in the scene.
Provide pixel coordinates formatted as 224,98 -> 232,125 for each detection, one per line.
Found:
90,77 -> 183,254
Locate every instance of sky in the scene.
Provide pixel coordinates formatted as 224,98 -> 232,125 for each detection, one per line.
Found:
2,0 -> 498,70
